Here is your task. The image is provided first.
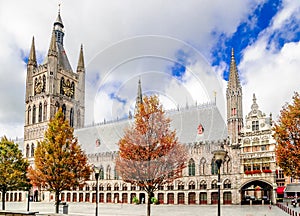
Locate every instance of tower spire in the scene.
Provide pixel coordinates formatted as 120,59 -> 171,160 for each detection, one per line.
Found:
135,78 -> 143,111
228,48 -> 241,89
77,44 -> 85,71
48,29 -> 57,57
28,36 -> 37,67
226,48 -> 243,145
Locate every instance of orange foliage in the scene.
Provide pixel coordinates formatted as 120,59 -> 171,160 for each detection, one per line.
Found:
274,92 -> 300,178
116,95 -> 187,190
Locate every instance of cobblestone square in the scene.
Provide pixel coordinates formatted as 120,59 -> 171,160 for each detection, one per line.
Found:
4,202 -> 291,216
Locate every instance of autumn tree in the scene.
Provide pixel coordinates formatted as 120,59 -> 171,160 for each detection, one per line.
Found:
28,109 -> 91,213
116,95 -> 187,216
274,92 -> 300,178
0,136 -> 29,210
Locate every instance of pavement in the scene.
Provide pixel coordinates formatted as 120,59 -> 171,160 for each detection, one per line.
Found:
3,202 -> 291,216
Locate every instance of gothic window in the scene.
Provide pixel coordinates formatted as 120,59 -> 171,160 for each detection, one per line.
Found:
99,166 -> 104,180
167,184 -> 174,190
99,184 -> 104,191
262,163 -> 270,170
223,179 -> 231,189
114,167 -> 119,180
38,103 -> 42,122
55,102 -> 60,113
60,77 -> 64,95
200,158 -> 206,175
122,183 -> 127,191
252,120 -> 259,131
211,180 -> 217,189
31,143 -> 35,157
223,156 -> 231,174
178,181 -> 184,190
106,184 -> 111,191
27,106 -> 31,125
231,108 -> 237,115
106,165 -> 111,180
43,102 -> 47,121
114,183 -> 119,191
188,181 -> 195,190
70,108 -> 74,127
62,104 -> 66,120
42,75 -> 46,92
188,158 -> 195,176
26,144 -> 30,158
211,159 -> 218,175
32,105 -> 36,124
200,180 -> 207,190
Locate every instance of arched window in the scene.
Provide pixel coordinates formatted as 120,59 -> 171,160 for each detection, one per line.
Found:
43,102 -> 47,121
188,181 -> 195,190
200,158 -> 206,175
106,165 -> 111,180
31,143 -> 35,157
27,106 -> 31,125
26,144 -> 30,158
38,103 -> 42,122
122,183 -> 127,191
200,180 -> 207,189
114,183 -> 119,191
32,105 -> 36,124
114,167 -> 119,180
62,104 -> 66,120
70,108 -> 74,127
99,166 -> 104,180
223,156 -> 231,174
188,158 -> 195,176
211,180 -> 217,189
60,77 -> 64,95
178,181 -> 184,190
55,102 -> 60,114
42,75 -> 46,92
223,179 -> 231,189
107,184 -> 111,191
211,159 -> 218,175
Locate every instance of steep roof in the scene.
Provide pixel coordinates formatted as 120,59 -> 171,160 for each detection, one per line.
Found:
74,103 -> 227,155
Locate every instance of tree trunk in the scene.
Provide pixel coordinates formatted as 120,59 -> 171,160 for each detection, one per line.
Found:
147,192 -> 151,216
1,189 -> 5,210
55,191 -> 60,214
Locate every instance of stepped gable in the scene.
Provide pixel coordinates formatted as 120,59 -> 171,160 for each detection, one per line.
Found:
75,103 -> 227,155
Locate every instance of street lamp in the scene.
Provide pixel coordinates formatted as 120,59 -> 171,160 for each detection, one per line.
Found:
26,178 -> 32,212
212,149 -> 227,216
94,166 -> 100,216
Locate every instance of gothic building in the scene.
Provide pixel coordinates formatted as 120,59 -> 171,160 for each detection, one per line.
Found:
24,10 -> 85,165
3,10 -> 283,205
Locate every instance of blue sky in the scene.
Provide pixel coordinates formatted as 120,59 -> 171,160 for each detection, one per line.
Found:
0,0 -> 300,138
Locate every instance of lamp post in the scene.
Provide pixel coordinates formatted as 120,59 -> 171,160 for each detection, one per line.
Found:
26,178 -> 32,212
212,149 -> 227,216
94,166 -> 100,216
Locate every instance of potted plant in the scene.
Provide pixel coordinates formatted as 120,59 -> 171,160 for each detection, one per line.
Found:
132,196 -> 139,205
151,197 -> 159,205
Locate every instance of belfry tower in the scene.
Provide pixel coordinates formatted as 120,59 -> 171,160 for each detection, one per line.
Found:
226,49 -> 243,145
24,9 -> 85,161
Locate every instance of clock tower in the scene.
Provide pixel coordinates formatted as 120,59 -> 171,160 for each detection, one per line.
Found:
24,9 -> 85,162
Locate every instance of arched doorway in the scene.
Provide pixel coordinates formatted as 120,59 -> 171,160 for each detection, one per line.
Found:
240,180 -> 273,205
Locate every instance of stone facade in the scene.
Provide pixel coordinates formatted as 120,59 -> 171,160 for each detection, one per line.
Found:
3,9 -> 285,205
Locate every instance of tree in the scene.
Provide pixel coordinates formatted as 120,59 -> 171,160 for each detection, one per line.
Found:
116,95 -> 187,216
0,136 -> 29,210
28,109 -> 91,213
274,92 -> 300,178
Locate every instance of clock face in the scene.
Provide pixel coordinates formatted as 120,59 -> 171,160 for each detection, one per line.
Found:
61,78 -> 74,98
34,77 -> 43,95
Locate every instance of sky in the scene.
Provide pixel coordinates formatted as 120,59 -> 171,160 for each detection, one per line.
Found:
0,0 -> 299,139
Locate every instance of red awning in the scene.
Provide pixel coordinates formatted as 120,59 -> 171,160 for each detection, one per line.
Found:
277,186 -> 285,195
